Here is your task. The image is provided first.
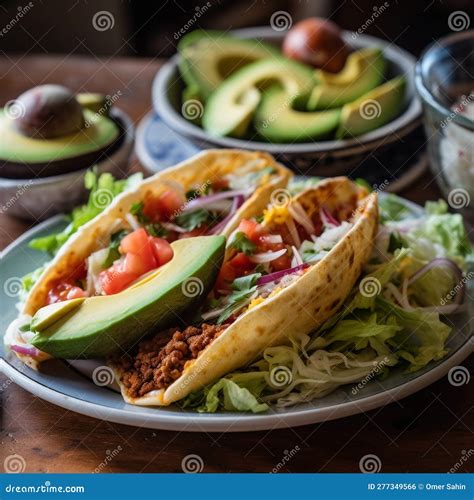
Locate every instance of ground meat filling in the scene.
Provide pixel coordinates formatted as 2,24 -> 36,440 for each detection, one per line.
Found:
115,324 -> 226,399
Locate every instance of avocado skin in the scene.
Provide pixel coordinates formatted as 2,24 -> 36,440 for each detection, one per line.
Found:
30,236 -> 226,359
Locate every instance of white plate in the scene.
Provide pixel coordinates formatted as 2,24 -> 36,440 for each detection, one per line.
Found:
1,198 -> 472,432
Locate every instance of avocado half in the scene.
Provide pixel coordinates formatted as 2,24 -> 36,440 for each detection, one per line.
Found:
30,235 -> 225,359
178,30 -> 280,100
308,48 -> 386,110
0,86 -> 122,179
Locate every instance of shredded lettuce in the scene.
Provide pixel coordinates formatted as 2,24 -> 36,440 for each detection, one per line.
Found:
189,195 -> 472,412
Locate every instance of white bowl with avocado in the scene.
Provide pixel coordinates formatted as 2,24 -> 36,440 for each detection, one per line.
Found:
153,27 -> 421,174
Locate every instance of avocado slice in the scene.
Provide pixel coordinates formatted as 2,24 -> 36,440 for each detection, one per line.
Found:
30,236 -> 225,359
308,48 -> 386,110
255,86 -> 340,143
76,93 -> 109,115
336,76 -> 406,139
203,58 -> 315,138
178,30 -> 279,99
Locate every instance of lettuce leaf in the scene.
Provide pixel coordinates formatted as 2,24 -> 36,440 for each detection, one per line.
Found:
182,373 -> 268,413
29,170 -> 142,255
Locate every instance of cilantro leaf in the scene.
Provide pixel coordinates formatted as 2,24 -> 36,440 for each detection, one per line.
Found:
216,273 -> 261,324
229,232 -> 256,255
174,209 -> 213,231
102,229 -> 128,268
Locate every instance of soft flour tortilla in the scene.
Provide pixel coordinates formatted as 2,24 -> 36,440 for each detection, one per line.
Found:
110,177 -> 379,406
22,149 -> 291,317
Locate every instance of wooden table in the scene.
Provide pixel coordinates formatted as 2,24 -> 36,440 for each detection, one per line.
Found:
0,55 -> 472,473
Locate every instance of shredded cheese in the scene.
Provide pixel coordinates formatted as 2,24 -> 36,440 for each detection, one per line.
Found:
263,205 -> 290,225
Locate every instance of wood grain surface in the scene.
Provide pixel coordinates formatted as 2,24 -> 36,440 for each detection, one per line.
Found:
0,55 -> 472,473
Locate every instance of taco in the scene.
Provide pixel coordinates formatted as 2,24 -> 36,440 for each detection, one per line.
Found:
109,177 -> 379,406
6,149 -> 291,369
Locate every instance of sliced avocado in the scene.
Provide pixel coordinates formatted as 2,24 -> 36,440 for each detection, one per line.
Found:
255,86 -> 340,142
30,236 -> 225,359
178,30 -> 279,99
31,298 -> 86,332
0,108 -> 119,164
308,48 -> 386,110
202,58 -> 315,138
336,76 -> 406,139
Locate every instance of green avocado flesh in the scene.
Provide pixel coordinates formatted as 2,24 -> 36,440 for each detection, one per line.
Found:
203,58 -> 315,138
178,30 -> 279,99
336,76 -> 406,139
308,48 -> 386,110
30,236 -> 226,359
0,108 -> 119,164
255,86 -> 340,142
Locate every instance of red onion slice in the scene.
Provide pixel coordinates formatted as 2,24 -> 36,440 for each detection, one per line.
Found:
257,264 -> 309,286
209,195 -> 245,235
288,202 -> 315,235
184,189 -> 250,212
320,207 -> 340,227
10,344 -> 41,358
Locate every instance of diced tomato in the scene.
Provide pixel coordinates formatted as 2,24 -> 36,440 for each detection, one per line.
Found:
210,178 -> 229,192
120,228 -> 157,270
99,263 -> 138,295
149,237 -> 174,266
47,282 -> 87,304
215,262 -> 238,292
120,228 -> 149,254
238,219 -> 265,242
143,190 -> 184,221
271,253 -> 292,271
123,252 -> 149,277
229,252 -> 254,271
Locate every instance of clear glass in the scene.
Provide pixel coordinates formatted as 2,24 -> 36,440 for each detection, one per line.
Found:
415,31 -> 474,214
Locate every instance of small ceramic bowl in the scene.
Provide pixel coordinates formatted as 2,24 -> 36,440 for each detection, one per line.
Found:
0,108 -> 134,221
153,27 -> 422,174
